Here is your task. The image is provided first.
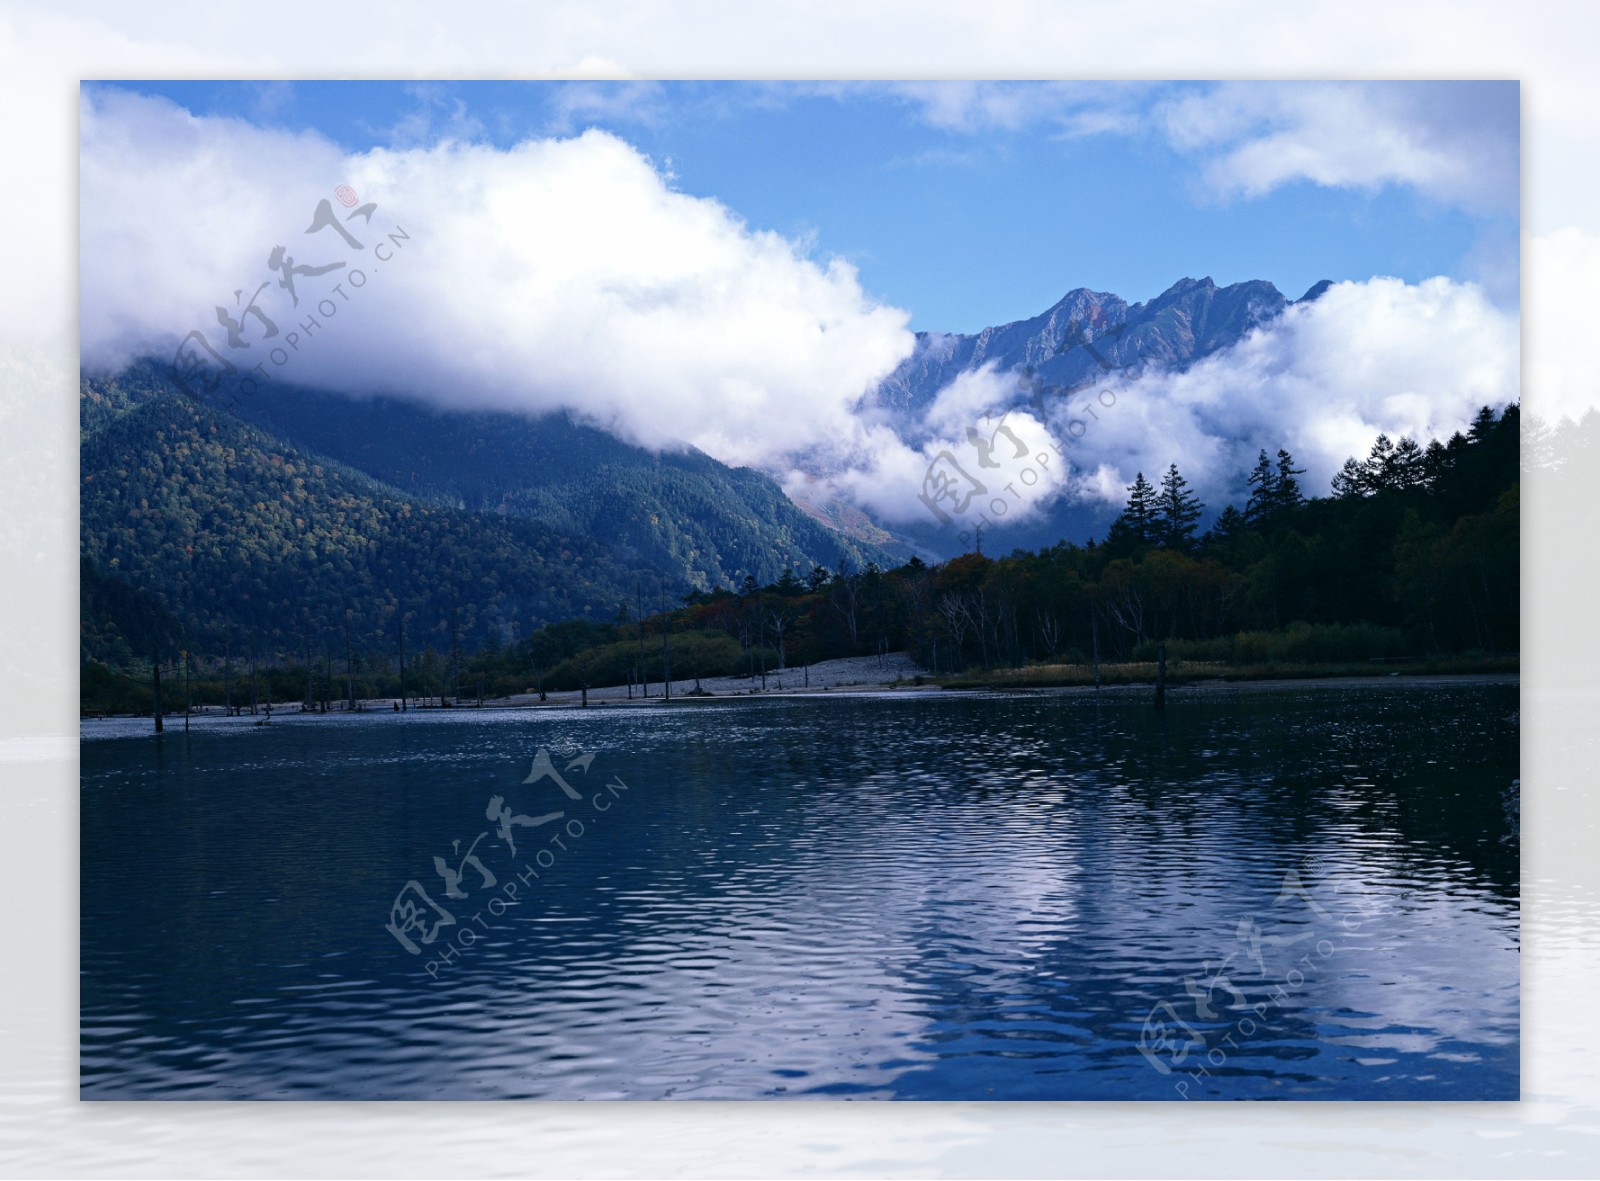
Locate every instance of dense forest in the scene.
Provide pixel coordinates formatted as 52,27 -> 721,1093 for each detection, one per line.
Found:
82,387 -> 647,661
219,368 -> 908,574
490,402 -> 1519,694
84,398 -> 1526,713
78,366 -> 894,691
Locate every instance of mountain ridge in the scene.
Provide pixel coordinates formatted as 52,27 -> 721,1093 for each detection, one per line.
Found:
79,273 -> 1331,663
875,275 -> 1322,417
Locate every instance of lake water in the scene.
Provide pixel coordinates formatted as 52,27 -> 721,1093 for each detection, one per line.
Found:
80,682 -> 1519,1100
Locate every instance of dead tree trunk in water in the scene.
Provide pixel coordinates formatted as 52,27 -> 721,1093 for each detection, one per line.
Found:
344,612 -> 355,711
152,658 -> 163,733
1154,641 -> 1167,710
661,615 -> 672,702
398,615 -> 407,712
635,580 -> 649,699
1090,604 -> 1102,694
449,579 -> 460,706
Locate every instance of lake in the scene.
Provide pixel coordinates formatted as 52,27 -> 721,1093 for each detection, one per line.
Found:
80,681 -> 1519,1100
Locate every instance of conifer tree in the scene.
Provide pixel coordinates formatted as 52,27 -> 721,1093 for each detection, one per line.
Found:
1421,438 -> 1450,488
1110,471 -> 1158,546
1205,504 -> 1249,547
1245,449 -> 1278,528
1391,436 -> 1426,488
1156,463 -> 1203,549
1331,456 -> 1369,498
1271,449 -> 1305,514
1367,434 -> 1397,490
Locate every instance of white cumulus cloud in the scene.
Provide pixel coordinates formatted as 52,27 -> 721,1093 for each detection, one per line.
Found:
80,88 -> 1520,539
80,87 -> 915,471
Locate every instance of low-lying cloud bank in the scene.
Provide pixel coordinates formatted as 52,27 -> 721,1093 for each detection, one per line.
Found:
81,89 -> 1518,533
1041,276 -> 1518,512
786,276 -> 1517,524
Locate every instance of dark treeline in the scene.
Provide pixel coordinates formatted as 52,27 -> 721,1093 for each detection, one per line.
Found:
468,403 -> 1520,693
84,405 -> 1521,714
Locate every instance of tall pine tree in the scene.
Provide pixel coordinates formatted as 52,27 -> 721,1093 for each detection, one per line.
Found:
1390,437 -> 1426,488
1367,434 -> 1398,490
1271,448 -> 1305,515
1156,463 -> 1203,550
1109,471 -> 1158,547
1245,449 -> 1278,528
1331,455 -> 1369,498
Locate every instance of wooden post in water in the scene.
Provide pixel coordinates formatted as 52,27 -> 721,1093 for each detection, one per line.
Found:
1154,641 -> 1167,710
1090,604 -> 1102,694
661,609 -> 671,702
635,580 -> 649,699
152,658 -> 163,733
398,615 -> 407,712
449,580 -> 460,706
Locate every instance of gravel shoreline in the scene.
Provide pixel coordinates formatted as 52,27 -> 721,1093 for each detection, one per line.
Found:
81,663 -> 1519,729
502,651 -> 933,706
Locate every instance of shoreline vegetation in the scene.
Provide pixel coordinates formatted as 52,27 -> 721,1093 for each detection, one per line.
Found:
938,653 -> 1518,690
80,651 -> 1519,723
83,405 -> 1524,723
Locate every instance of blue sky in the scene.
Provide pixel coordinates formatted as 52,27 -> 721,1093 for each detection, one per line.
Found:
80,80 -> 1521,526
89,80 -> 1518,333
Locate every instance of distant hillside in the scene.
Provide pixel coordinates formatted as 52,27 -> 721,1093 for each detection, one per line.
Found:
78,274 -> 1332,665
216,375 -> 911,580
79,365 -> 897,666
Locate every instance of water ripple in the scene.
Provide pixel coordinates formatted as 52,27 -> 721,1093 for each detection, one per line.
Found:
79,684 -> 1519,1099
